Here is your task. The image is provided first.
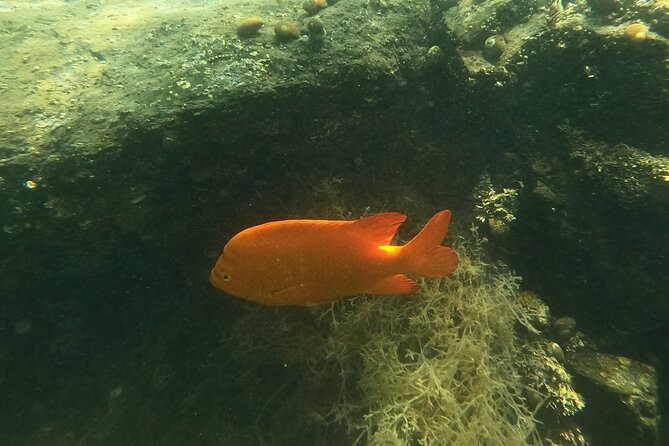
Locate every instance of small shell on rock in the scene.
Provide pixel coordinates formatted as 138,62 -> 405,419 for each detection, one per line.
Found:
426,45 -> 442,65
303,0 -> 328,15
236,17 -> 264,38
483,35 -> 506,61
274,21 -> 301,42
307,18 -> 326,41
624,22 -> 648,42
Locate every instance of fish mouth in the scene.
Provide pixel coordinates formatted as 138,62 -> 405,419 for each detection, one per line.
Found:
209,270 -> 220,288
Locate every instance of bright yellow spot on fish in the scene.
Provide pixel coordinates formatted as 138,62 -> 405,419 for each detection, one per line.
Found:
378,245 -> 401,255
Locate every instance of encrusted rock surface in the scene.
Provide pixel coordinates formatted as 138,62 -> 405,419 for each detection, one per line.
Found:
0,0 -> 667,444
570,351 -> 657,443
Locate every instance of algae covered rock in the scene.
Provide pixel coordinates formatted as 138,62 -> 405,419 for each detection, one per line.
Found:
440,0 -> 548,48
0,0 -> 667,444
568,135 -> 669,208
570,351 -> 657,443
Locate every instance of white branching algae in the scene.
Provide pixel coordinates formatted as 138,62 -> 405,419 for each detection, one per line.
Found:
230,229 -> 540,445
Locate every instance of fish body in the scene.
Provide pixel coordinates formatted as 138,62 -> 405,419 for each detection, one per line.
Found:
210,210 -> 458,306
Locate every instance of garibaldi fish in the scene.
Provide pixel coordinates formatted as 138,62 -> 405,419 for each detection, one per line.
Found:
210,210 -> 458,306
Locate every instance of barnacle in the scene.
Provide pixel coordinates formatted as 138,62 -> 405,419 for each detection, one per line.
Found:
236,17 -> 264,38
274,21 -> 301,42
624,22 -> 648,41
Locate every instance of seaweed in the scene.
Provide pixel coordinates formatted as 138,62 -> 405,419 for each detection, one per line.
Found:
229,228 -> 540,445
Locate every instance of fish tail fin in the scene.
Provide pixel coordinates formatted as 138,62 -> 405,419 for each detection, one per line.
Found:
401,210 -> 458,278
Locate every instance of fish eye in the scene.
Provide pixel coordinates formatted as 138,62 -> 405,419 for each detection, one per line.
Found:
220,272 -> 232,282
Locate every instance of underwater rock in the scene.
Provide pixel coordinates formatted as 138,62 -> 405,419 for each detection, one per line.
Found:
236,17 -> 264,38
568,137 -> 669,208
587,0 -> 622,14
274,21 -> 301,42
0,0 -> 666,443
441,0 -> 543,50
432,0 -> 459,14
570,352 -> 657,442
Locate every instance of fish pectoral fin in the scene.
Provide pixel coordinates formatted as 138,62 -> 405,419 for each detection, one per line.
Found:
363,275 -> 419,296
270,283 -> 327,306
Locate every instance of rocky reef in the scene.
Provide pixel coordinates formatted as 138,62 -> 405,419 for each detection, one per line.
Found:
0,0 -> 667,444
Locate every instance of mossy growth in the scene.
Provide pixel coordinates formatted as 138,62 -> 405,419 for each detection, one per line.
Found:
228,227 -> 540,445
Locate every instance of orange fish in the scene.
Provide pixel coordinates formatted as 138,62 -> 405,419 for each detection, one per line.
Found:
210,210 -> 458,306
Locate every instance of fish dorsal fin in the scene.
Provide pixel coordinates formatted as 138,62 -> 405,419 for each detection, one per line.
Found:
352,212 -> 407,245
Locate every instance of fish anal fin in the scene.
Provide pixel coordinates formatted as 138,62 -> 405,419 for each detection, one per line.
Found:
363,274 -> 419,296
353,212 -> 407,245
